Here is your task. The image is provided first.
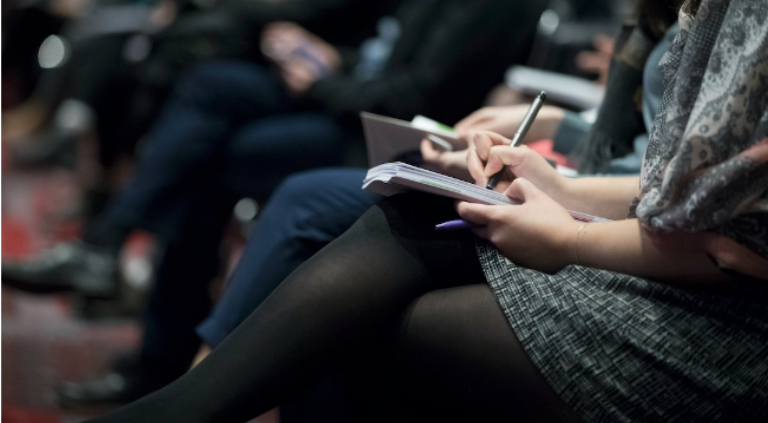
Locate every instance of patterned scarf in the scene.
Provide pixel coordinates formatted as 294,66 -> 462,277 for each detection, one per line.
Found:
631,0 -> 768,278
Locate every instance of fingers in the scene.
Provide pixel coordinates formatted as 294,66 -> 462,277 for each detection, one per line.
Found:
593,34 -> 615,54
262,22 -> 299,42
456,201 -> 497,225
484,143 -> 532,178
420,138 -> 440,162
471,226 -> 490,240
503,178 -> 543,202
467,131 -> 512,186
281,61 -> 316,95
454,108 -> 491,136
282,60 -> 314,79
467,144 -> 488,187
471,131 -> 511,162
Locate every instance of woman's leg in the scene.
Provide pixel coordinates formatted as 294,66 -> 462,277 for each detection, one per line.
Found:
88,193 -> 479,422
389,284 -> 584,422
87,194 -> 575,422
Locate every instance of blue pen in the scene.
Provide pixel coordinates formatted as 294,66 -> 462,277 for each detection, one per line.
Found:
435,219 -> 482,230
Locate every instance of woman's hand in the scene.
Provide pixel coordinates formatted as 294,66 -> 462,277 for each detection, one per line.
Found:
454,105 -> 564,142
457,178 -> 581,273
467,131 -> 569,203
419,139 -> 472,182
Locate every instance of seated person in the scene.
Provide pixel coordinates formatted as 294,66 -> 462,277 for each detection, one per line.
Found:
6,0 -> 400,173
3,0 -> 549,406
82,0 -> 768,420
196,9 -> 680,356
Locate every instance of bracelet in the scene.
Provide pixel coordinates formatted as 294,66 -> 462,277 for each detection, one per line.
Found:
574,222 -> 590,266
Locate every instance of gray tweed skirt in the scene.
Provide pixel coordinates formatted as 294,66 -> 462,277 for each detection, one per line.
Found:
476,240 -> 768,422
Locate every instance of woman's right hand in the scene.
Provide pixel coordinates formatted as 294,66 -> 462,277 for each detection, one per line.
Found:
467,131 -> 570,204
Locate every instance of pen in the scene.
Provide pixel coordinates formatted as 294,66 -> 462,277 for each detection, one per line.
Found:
435,219 -> 482,230
486,91 -> 547,190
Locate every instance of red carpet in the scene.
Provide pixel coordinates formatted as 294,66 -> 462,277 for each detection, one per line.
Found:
2,163 -> 141,422
2,147 -> 273,422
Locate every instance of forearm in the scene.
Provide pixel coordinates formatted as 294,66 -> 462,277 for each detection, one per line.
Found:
574,219 -> 729,285
558,176 -> 639,220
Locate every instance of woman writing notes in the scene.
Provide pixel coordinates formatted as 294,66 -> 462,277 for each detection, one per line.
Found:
88,0 -> 767,421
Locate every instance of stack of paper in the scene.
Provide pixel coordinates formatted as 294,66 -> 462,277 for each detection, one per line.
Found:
363,162 -> 610,223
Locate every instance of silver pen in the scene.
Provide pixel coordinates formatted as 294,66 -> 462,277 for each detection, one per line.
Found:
486,91 -> 547,190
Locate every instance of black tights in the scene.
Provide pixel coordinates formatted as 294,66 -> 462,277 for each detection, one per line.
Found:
88,194 -> 582,423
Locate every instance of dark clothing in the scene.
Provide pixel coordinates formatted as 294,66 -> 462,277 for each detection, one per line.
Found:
219,0 -> 401,49
103,62 -> 346,241
88,194 -> 583,423
138,0 -> 402,91
25,0 -> 399,167
95,0 -> 547,372
306,0 -> 546,126
195,23 -> 678,352
197,168 -> 378,347
95,62 -> 346,366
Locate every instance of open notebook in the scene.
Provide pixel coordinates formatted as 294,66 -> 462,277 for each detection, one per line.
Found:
363,162 -> 610,223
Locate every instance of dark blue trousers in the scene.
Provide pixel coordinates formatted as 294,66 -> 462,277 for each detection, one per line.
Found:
102,61 -> 346,369
197,168 -> 380,347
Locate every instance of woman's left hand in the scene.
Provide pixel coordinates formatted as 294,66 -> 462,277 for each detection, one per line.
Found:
457,178 -> 581,273
419,139 -> 472,181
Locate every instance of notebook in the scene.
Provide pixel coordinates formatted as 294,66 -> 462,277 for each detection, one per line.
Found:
360,112 -> 462,167
363,162 -> 610,223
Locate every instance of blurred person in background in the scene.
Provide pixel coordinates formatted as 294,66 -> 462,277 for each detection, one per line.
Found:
3,0 -> 399,219
3,0 -> 547,408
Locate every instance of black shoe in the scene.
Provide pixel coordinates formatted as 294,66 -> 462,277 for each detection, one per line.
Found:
2,241 -> 119,299
57,354 -> 184,409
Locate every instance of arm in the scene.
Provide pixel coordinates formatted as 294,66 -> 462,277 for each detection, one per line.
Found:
468,131 -> 637,219
559,176 -> 639,220
305,0 -> 546,121
457,179 -> 730,285
574,219 -> 727,285
454,105 -> 565,143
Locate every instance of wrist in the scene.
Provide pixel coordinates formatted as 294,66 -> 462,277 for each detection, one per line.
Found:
556,220 -> 584,268
550,173 -> 574,207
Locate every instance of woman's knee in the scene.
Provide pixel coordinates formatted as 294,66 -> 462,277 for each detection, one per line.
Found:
392,285 -> 583,422
395,285 -> 507,364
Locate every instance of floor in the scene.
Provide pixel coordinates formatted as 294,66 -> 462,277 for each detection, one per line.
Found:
1,139 -> 276,422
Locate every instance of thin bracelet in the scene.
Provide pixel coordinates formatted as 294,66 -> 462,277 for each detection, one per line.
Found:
574,222 -> 590,266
